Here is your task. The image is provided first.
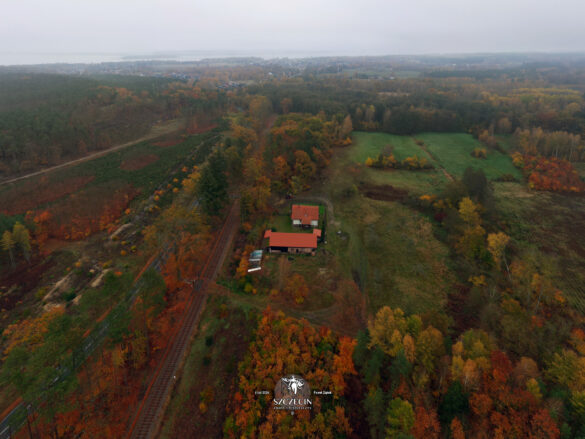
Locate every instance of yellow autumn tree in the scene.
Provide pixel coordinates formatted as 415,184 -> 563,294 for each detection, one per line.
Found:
456,197 -> 485,260
458,197 -> 481,225
403,334 -> 416,363
368,306 -> 408,356
487,232 -> 510,269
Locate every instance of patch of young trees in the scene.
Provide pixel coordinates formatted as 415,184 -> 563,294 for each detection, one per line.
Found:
513,153 -> 585,192
1,221 -> 31,267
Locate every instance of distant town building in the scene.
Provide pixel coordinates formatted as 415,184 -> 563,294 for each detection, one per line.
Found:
291,205 -> 319,228
264,229 -> 321,255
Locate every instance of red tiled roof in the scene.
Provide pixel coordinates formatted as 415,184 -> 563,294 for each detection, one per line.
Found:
264,229 -> 321,249
291,204 -> 319,225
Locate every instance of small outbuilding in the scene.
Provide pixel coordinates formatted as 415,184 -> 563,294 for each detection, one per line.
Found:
249,250 -> 263,263
247,250 -> 263,272
264,229 -> 321,255
291,205 -> 319,228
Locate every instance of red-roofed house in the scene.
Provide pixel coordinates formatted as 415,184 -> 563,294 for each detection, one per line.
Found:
291,204 -> 319,228
264,229 -> 321,255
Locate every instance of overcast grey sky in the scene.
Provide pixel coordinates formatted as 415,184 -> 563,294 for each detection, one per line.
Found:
1,0 -> 584,63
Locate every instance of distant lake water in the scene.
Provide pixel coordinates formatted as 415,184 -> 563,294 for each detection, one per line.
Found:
0,50 -> 341,66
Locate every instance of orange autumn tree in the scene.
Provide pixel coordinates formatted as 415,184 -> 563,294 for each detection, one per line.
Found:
412,405 -> 441,438
161,231 -> 211,292
513,153 -> 585,193
224,309 -> 356,438
2,305 -> 65,356
284,272 -> 309,304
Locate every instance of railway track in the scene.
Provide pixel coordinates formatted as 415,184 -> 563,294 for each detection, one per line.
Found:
0,135 -> 224,439
128,201 -> 239,439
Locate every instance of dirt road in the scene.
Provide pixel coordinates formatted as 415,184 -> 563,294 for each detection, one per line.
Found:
0,119 -> 182,186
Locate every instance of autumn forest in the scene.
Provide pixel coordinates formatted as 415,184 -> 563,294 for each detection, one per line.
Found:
1,54 -> 585,438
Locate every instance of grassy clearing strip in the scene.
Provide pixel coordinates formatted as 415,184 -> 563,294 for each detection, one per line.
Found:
366,167 -> 447,195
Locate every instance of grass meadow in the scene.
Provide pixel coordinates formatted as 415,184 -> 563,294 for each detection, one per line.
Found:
350,131 -> 432,163
417,132 -> 522,180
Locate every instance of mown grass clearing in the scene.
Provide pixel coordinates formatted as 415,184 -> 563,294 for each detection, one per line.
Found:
418,132 -> 522,180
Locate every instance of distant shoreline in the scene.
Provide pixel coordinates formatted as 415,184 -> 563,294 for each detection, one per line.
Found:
0,50 -> 344,66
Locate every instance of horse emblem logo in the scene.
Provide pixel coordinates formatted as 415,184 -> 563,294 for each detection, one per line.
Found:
282,376 -> 304,395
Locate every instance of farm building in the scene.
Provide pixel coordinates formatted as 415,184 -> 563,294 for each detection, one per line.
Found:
291,204 -> 319,227
264,229 -> 322,255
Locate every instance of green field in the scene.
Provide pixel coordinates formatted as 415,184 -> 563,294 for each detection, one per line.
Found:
349,132 -> 522,191
311,130 -> 537,315
418,133 -> 522,180
350,131 -> 431,163
341,132 -> 442,194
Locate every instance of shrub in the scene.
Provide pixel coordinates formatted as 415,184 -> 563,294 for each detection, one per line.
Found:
472,147 -> 487,159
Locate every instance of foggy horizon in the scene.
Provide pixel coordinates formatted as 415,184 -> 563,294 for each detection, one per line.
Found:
2,0 -> 585,65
